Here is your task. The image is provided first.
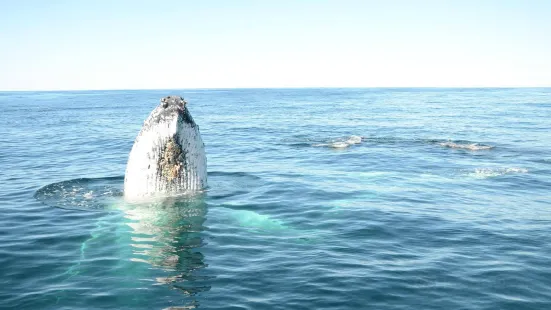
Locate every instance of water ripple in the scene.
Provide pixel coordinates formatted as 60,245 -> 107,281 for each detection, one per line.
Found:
2,88 -> 551,309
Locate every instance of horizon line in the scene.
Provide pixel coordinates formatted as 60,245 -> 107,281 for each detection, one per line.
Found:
1,86 -> 550,92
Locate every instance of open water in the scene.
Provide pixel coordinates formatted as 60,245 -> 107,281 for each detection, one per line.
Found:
1,88 -> 550,309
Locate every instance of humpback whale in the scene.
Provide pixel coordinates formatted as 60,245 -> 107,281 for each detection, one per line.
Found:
124,96 -> 207,201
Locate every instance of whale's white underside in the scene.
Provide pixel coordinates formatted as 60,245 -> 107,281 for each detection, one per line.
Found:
124,97 -> 207,202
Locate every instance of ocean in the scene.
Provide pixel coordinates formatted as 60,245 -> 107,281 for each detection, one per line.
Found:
1,88 -> 550,309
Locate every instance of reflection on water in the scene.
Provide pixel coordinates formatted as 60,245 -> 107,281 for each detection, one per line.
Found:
116,196 -> 211,292
34,176 -> 216,308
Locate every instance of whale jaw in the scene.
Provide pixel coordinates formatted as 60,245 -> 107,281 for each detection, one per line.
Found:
124,96 -> 207,202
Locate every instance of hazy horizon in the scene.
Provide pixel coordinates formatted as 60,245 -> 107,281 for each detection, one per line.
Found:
2,86 -> 551,93
1,0 -> 550,91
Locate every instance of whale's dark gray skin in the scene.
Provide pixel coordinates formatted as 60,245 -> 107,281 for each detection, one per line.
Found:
124,96 -> 207,201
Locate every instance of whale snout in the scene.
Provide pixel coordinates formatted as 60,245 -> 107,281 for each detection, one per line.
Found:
161,96 -> 187,109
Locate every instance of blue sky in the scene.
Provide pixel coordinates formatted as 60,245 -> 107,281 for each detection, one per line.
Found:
1,0 -> 550,90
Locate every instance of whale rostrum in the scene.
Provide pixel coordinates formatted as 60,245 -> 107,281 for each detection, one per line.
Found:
124,96 -> 207,201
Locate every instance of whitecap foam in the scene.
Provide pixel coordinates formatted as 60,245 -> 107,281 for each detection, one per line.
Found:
83,191 -> 94,199
345,135 -> 362,145
468,167 -> 528,178
439,141 -> 494,151
330,142 -> 350,149
313,135 -> 364,149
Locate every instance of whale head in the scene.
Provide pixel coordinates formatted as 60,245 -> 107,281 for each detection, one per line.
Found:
124,96 -> 207,202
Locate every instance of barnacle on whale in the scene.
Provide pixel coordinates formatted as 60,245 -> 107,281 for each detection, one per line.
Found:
158,137 -> 184,181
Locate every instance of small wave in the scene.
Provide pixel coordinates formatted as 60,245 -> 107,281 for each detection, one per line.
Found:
439,141 -> 494,151
289,135 -> 498,152
312,135 -> 364,149
35,172 -> 262,210
206,171 -> 263,200
330,142 -> 350,148
345,135 -> 362,145
468,167 -> 528,178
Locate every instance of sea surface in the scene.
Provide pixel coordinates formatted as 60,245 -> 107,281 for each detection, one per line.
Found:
1,88 -> 550,310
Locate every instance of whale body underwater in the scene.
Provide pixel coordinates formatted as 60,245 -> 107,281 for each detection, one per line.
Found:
124,96 -> 207,201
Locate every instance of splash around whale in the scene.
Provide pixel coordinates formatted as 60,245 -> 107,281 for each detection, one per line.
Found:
124,96 -> 207,202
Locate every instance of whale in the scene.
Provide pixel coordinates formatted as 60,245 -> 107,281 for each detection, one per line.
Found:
124,96 -> 207,202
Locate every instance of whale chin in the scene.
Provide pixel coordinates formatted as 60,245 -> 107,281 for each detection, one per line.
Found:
123,96 -> 207,202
